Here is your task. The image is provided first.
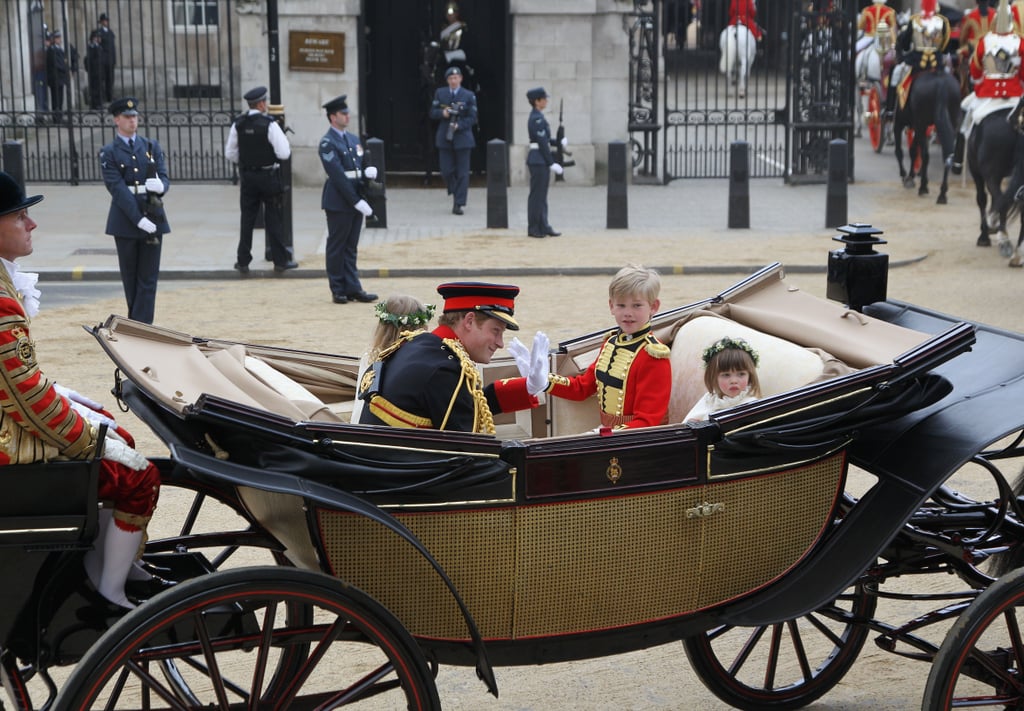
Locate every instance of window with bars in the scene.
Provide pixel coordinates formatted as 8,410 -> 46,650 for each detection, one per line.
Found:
170,0 -> 219,29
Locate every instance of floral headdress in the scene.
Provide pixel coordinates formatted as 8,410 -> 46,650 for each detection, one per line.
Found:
374,301 -> 436,328
702,336 -> 759,367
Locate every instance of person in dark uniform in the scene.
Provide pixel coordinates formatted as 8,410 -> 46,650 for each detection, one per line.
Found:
318,94 -> 378,305
526,87 -> 564,238
45,30 -> 69,120
99,97 -> 170,324
358,282 -> 550,433
84,29 -> 104,110
429,66 -> 477,215
98,12 -> 116,102
224,86 -> 293,275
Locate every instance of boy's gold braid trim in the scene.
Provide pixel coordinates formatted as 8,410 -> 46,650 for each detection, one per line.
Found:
442,338 -> 496,434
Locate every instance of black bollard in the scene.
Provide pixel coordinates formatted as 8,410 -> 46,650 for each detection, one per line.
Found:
826,223 -> 888,312
825,139 -> 848,229
486,139 -> 508,229
607,141 -> 628,229
728,141 -> 750,229
364,137 -> 387,229
2,140 -> 26,190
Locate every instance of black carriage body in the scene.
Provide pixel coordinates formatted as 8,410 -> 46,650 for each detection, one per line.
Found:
83,264 -> 985,675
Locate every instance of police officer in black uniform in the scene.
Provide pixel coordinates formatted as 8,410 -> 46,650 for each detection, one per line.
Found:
526,87 -> 563,238
224,85 -> 294,274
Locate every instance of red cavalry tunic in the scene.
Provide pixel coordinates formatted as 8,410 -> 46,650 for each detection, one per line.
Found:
959,7 -> 996,59
729,0 -> 763,41
859,4 -> 897,38
970,32 -> 1024,98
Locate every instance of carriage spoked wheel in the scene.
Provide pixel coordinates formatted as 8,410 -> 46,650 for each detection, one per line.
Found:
683,580 -> 876,710
867,83 -> 887,154
54,567 -> 441,710
921,566 -> 1024,709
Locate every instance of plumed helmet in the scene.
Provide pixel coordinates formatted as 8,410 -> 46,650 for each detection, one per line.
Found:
873,0 -> 887,4
921,0 -> 937,17
996,0 -> 1013,33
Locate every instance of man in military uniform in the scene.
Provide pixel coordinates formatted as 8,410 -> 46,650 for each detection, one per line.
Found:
0,170 -> 161,609
97,12 -> 116,102
224,86 -> 293,275
319,94 -> 377,305
959,0 -> 996,67
45,30 -> 69,121
856,0 -> 897,55
359,282 -> 548,433
526,87 -> 564,238
429,66 -> 477,215
84,29 -> 104,110
885,0 -> 952,116
99,97 -> 170,324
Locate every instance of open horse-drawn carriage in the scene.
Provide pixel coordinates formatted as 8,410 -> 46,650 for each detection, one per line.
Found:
4,259 -> 1024,709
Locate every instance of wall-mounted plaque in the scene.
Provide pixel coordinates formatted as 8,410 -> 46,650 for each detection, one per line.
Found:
289,31 -> 345,73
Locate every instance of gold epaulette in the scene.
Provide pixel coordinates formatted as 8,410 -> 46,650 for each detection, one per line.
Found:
644,334 -> 671,359
377,330 -> 422,360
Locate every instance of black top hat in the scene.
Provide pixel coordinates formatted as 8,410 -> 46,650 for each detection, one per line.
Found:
437,282 -> 521,330
109,97 -> 138,116
445,66 -> 462,78
526,87 -> 549,104
322,95 -> 349,115
244,86 -> 269,104
0,172 -> 43,218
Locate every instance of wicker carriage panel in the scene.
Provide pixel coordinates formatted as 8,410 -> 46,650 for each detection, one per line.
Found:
317,507 -> 516,639
511,454 -> 844,638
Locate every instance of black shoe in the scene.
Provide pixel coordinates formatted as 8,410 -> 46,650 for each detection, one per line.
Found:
348,291 -> 378,303
545,229 -> 561,237
452,204 -> 464,215
126,575 -> 176,603
273,261 -> 299,273
332,295 -> 349,304
233,262 -> 250,275
528,231 -> 547,238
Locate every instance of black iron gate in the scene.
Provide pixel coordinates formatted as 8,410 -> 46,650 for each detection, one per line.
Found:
0,0 -> 239,183
629,0 -> 855,182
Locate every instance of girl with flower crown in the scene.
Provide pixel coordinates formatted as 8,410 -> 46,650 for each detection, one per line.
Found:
351,295 -> 435,422
683,336 -> 763,422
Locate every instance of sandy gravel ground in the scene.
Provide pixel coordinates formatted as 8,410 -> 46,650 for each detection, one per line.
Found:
26,167 -> 1024,709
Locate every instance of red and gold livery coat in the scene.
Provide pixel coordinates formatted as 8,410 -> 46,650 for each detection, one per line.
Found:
959,7 -> 996,58
728,0 -> 763,41
859,4 -> 897,39
548,325 -> 671,430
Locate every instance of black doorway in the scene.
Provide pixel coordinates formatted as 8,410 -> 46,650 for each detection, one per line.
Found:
362,0 -> 509,176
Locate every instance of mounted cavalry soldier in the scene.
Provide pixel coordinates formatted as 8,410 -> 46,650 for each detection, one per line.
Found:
956,0 -> 1024,169
959,0 -> 996,68
885,0 -> 953,117
856,0 -> 897,55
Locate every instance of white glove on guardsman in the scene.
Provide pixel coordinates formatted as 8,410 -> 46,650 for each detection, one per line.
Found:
364,166 -> 378,181
145,177 -> 164,193
508,337 -> 531,378
354,199 -> 373,217
526,331 -> 551,396
550,163 -> 564,176
137,217 -> 157,234
102,436 -> 149,471
561,137 -> 569,148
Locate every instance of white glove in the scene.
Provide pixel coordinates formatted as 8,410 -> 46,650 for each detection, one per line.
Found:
354,200 -> 373,217
102,437 -> 149,471
69,400 -> 118,430
508,337 -> 531,378
526,331 -> 550,396
560,137 -> 569,148
53,383 -> 103,410
137,217 -> 157,234
550,163 -> 564,176
364,166 -> 378,180
145,177 -> 164,193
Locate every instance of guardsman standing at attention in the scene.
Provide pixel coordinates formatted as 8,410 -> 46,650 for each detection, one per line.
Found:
358,282 -> 548,433
319,94 -> 378,305
99,97 -> 170,324
526,87 -> 563,238
429,66 -> 477,215
224,85 -> 293,275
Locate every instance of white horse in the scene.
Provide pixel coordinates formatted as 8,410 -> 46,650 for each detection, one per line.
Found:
719,24 -> 757,99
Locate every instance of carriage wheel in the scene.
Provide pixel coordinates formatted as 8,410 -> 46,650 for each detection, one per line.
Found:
54,566 -> 440,710
683,581 -> 876,710
867,84 -> 885,153
921,566 -> 1024,709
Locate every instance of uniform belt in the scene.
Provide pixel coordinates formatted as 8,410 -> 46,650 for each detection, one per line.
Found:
241,163 -> 279,171
528,142 -> 540,149
127,185 -> 147,194
344,169 -> 363,179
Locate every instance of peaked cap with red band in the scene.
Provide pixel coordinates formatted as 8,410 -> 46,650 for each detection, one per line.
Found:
437,282 -> 521,330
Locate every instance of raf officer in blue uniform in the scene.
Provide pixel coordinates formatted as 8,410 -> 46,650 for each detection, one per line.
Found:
224,85 -> 293,275
99,97 -> 169,324
429,66 -> 477,215
526,87 -> 563,238
318,94 -> 377,305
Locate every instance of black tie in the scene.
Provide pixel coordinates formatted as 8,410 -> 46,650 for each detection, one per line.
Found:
128,138 -> 135,151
